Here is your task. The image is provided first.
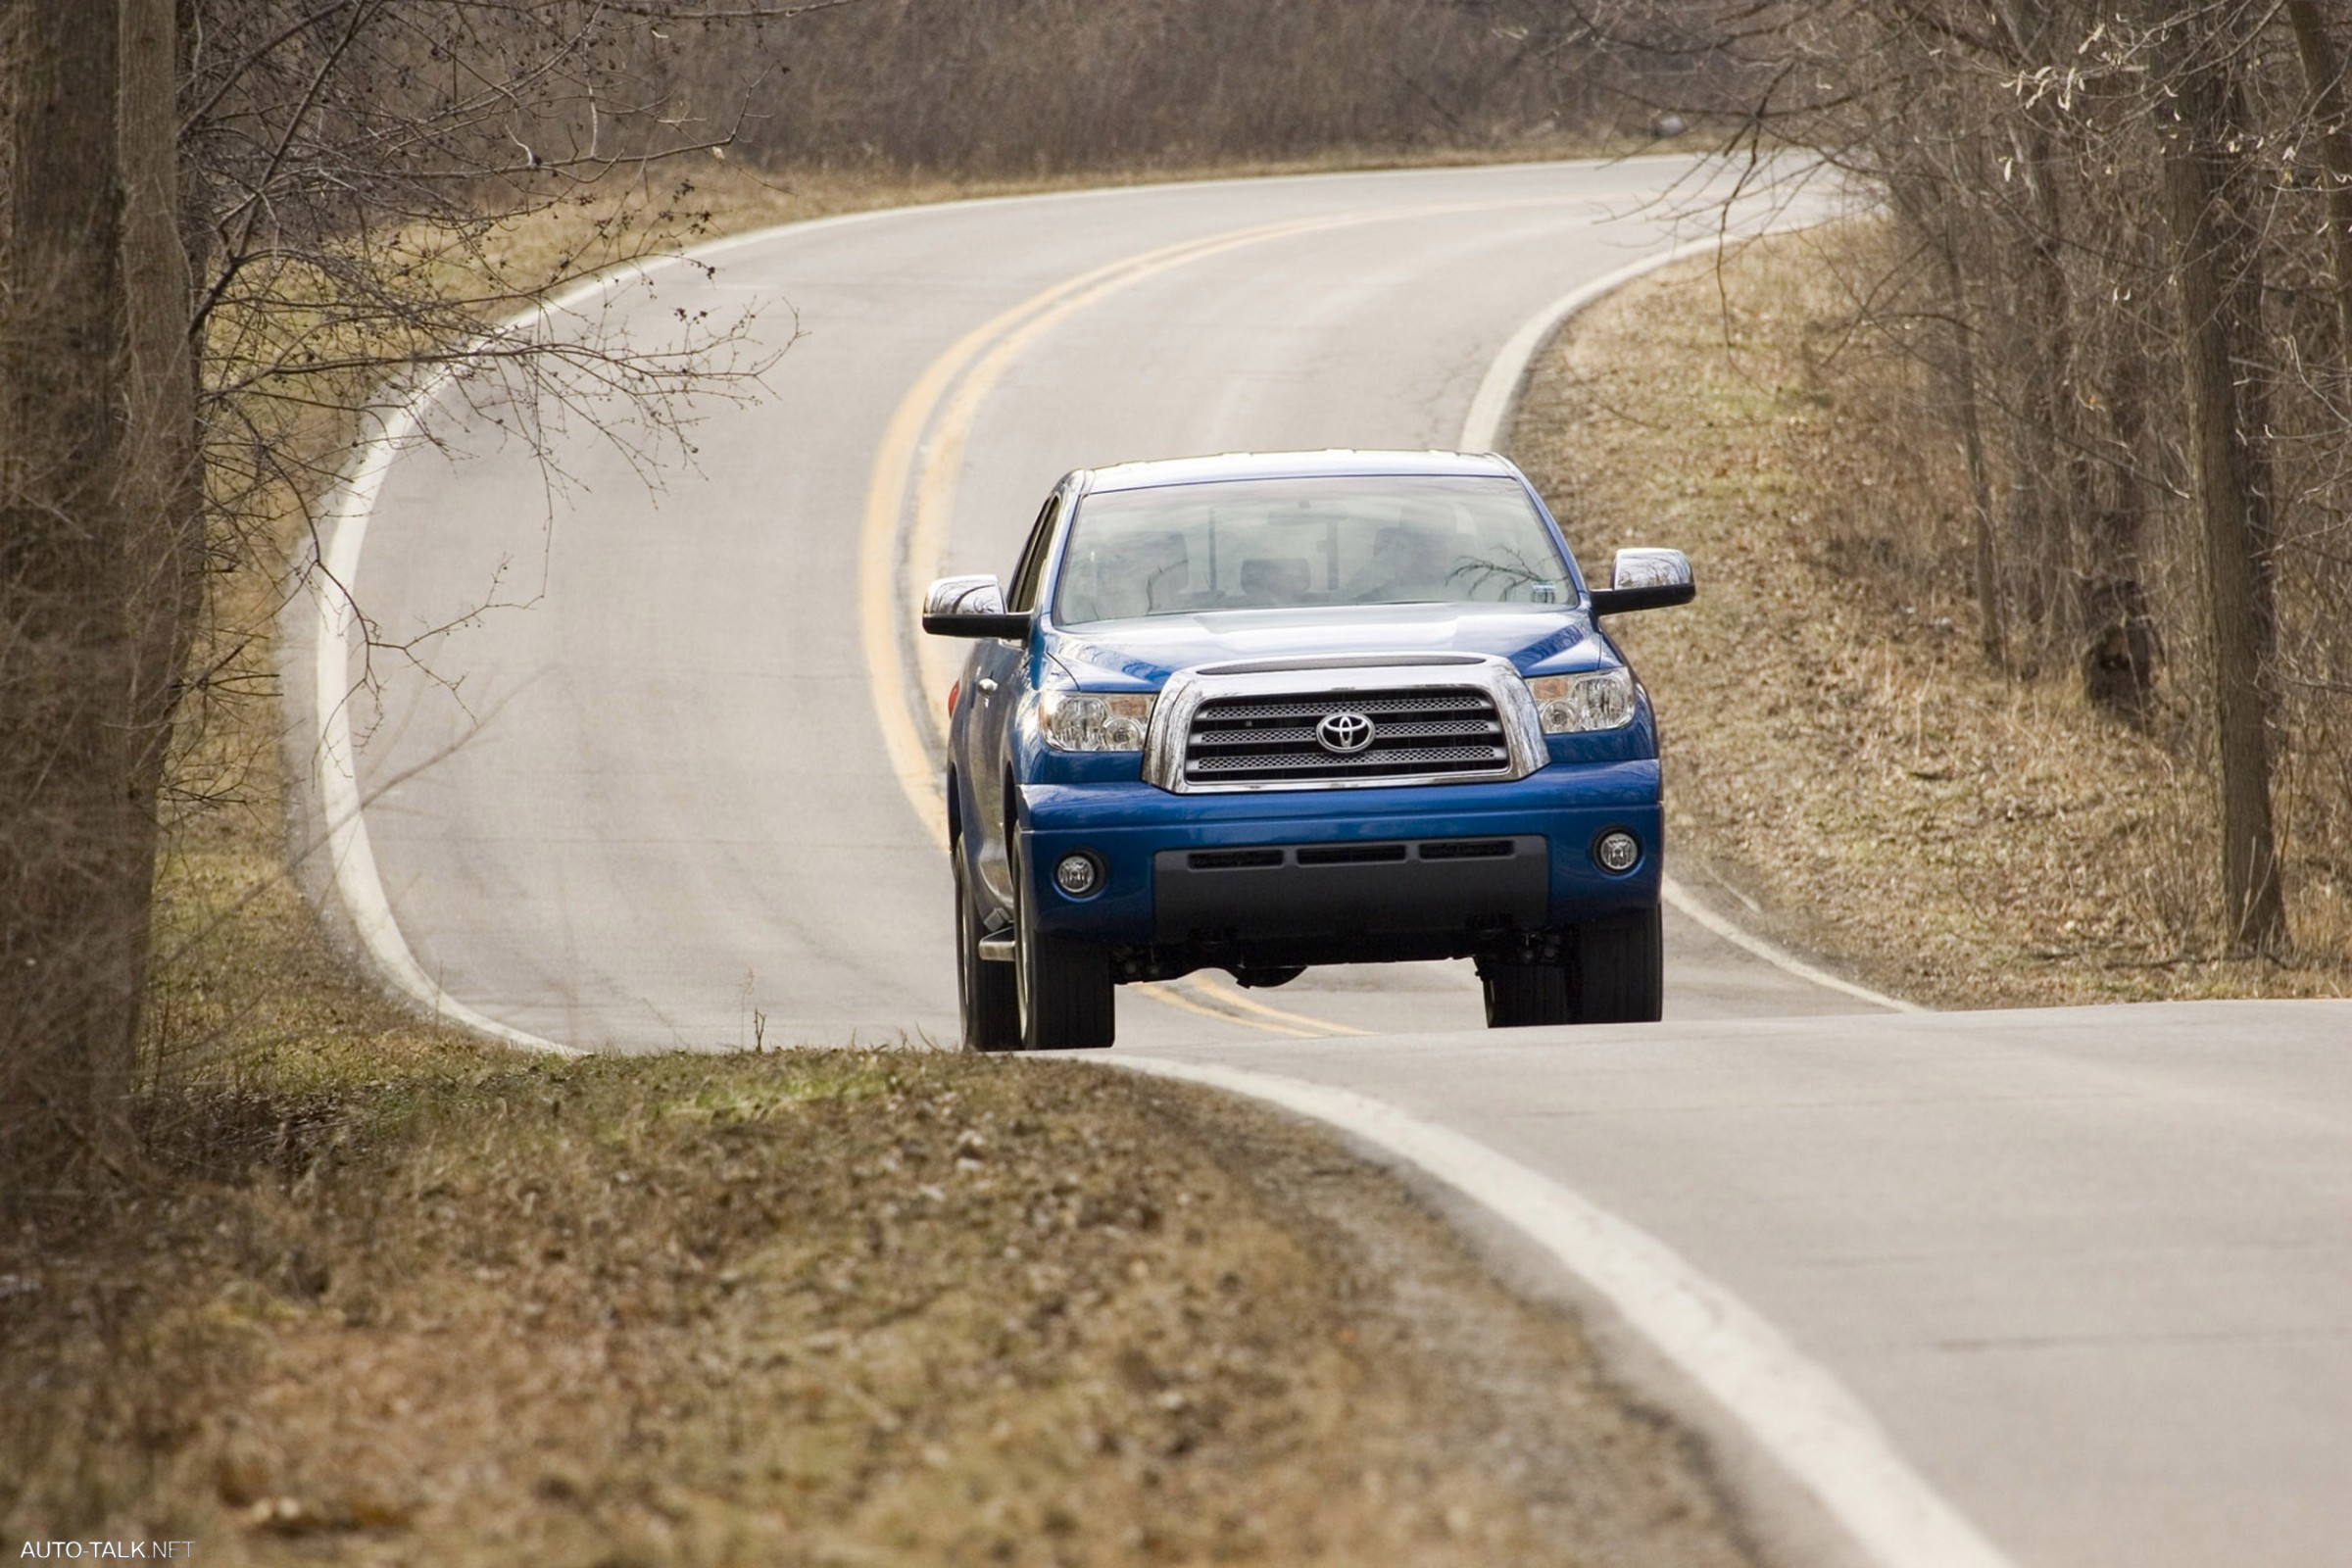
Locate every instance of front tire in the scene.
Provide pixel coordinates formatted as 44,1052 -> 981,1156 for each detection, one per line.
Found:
1483,960 -> 1570,1027
1569,906 -> 1665,1023
956,847 -> 1021,1052
1013,838 -> 1114,1051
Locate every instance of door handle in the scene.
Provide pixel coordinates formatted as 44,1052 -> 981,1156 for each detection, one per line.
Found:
976,677 -> 1000,697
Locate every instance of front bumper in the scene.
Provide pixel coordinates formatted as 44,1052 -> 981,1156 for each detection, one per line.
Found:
1016,760 -> 1661,949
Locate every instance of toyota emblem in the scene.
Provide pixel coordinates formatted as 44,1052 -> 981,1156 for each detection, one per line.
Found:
1315,710 -> 1376,755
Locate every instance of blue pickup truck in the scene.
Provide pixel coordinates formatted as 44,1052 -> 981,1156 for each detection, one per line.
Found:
922,450 -> 1692,1051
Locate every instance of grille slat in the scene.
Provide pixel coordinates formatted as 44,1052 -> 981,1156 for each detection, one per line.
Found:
1187,745 -> 1508,775
1188,717 -> 1498,750
1187,848 -> 1286,870
1183,684 -> 1511,786
1295,843 -> 1409,865
1196,692 -> 1490,723
1418,839 -> 1514,860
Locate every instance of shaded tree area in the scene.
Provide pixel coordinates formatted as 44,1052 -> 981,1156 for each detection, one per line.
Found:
685,0 -> 1644,172
1561,0 -> 2352,959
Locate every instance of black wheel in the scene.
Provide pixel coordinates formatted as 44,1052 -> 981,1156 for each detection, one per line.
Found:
1569,906 -> 1665,1023
956,846 -> 1021,1052
1012,837 -> 1115,1051
1483,960 -> 1571,1027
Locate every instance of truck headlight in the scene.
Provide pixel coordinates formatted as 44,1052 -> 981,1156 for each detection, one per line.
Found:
1039,691 -> 1155,752
1528,669 -> 1637,733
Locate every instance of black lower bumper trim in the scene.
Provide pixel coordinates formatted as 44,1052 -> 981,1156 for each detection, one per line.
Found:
1152,834 -> 1547,945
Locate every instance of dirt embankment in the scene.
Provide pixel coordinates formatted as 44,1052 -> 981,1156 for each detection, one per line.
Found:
4,1049 -> 1762,1567
1511,227 -> 2350,1007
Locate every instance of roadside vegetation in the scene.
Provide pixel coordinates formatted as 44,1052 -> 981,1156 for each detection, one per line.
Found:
1563,0 -> 2352,975
1514,227 -> 2350,1006
3,1039 -> 1763,1567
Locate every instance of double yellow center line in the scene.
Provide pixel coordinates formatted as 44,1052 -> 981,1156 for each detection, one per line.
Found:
856,199 -> 1546,1038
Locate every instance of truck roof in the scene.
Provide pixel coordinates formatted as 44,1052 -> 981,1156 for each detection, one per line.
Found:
1082,449 -> 1520,495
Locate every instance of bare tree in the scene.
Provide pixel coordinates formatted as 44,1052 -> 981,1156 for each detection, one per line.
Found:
2285,0 -> 2352,357
723,0 -> 1628,174
1,1 -> 142,1189
1540,0 -> 2352,959
121,0 -> 207,1056
2150,0 -> 2287,951
2,2 -> 806,1201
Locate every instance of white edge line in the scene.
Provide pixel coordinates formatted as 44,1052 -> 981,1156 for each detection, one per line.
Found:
1662,872 -> 1923,1013
1457,234 -> 1723,452
304,208 -> 943,1057
1459,230 -> 1921,1015
308,316 -> 609,1056
1112,1054 -> 2018,1568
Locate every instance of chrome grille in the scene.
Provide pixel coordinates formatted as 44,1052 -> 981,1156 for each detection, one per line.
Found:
1182,687 -> 1509,787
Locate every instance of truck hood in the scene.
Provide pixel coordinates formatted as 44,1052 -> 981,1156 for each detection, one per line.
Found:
1044,602 -> 1609,692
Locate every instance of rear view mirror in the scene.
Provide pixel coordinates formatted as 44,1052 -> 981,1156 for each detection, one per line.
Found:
1591,548 -> 1694,615
921,574 -> 1033,639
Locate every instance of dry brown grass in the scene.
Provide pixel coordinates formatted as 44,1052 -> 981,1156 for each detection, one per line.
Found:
1,1052 -> 1758,1567
1511,224 -> 2352,1008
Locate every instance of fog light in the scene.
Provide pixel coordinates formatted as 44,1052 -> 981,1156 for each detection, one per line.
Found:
1594,830 -> 1641,874
1054,853 -> 1102,897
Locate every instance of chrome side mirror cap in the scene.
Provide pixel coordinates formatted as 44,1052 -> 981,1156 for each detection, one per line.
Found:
1592,548 -> 1695,615
920,574 -> 1033,639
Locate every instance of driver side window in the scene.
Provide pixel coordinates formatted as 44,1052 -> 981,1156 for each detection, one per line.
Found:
1007,493 -> 1062,612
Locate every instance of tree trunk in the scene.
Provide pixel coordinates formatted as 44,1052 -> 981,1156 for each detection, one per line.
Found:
118,0 -> 203,1087
1996,262 -> 2058,668
1932,215 -> 2006,670
0,2 -> 141,1195
2286,0 -> 2352,357
2016,121 -> 2089,651
2080,329 -> 2159,724
2152,10 -> 2289,953
1989,1 -> 2091,662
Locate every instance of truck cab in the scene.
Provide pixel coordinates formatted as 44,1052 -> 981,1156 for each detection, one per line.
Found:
923,450 -> 1692,1050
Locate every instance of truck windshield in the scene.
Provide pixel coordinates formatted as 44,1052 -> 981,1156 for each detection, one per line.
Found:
1052,475 -> 1576,625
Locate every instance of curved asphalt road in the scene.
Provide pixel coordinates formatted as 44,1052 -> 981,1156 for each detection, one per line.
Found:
320,158 -> 2351,1567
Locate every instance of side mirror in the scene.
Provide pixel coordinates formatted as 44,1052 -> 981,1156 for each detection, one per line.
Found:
921,574 -> 1033,639
1590,548 -> 1695,615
